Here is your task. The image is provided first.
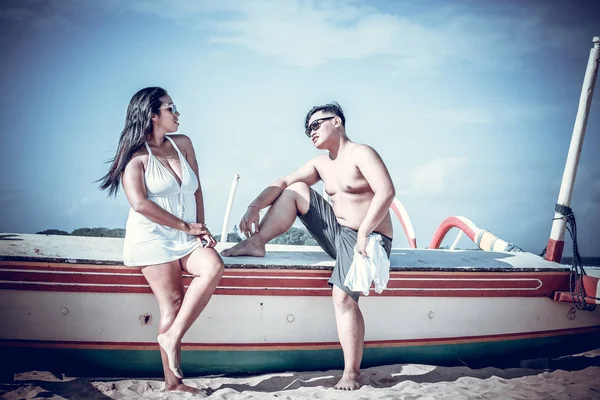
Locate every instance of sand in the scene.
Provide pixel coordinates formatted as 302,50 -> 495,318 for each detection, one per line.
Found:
2,351 -> 599,400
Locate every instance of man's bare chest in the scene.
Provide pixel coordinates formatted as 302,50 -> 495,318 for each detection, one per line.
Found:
318,161 -> 371,195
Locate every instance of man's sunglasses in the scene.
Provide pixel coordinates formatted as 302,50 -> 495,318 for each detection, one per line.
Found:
161,104 -> 178,114
305,116 -> 335,137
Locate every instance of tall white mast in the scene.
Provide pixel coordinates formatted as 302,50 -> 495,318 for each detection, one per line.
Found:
545,37 -> 600,262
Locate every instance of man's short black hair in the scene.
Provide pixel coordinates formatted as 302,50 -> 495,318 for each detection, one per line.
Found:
305,101 -> 346,132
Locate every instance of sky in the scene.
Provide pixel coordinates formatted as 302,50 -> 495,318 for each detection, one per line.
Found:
0,0 -> 599,257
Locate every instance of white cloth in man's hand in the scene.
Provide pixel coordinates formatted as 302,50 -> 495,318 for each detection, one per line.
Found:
344,234 -> 391,296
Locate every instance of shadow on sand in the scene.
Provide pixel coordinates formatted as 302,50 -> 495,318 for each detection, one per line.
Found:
1,353 -> 598,398
0,373 -> 114,399
205,352 -> 600,394
0,234 -> 22,241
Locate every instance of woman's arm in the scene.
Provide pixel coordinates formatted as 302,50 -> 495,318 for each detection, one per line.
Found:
173,135 -> 206,224
176,135 -> 216,247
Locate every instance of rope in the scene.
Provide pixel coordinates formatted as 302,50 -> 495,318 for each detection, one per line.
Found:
554,204 -> 597,311
505,243 -> 523,252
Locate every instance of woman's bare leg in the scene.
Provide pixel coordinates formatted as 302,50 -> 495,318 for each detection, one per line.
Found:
157,247 -> 224,378
141,261 -> 199,393
221,182 -> 311,257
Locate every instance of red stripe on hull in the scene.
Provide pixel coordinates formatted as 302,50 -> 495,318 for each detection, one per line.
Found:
0,272 -> 557,289
0,263 -> 571,296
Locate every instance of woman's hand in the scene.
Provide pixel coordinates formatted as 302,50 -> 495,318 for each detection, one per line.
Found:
183,222 -> 209,236
198,232 -> 217,248
184,222 -> 217,248
239,206 -> 260,238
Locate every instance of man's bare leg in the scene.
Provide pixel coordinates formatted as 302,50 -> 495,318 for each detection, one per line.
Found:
222,182 -> 310,257
332,286 -> 363,390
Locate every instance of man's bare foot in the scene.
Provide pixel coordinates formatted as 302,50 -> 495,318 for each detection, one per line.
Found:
157,333 -> 183,379
165,383 -> 206,395
334,372 -> 361,390
221,237 -> 266,257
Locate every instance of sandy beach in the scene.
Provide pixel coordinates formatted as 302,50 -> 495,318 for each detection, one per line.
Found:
2,350 -> 599,400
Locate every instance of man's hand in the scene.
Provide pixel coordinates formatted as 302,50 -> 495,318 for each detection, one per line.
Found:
239,206 -> 260,238
356,232 -> 369,257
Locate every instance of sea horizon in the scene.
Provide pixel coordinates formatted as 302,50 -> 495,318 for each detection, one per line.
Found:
561,256 -> 600,267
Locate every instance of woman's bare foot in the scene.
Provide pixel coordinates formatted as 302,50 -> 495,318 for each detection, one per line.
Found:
334,372 -> 361,390
221,237 -> 266,257
165,383 -> 206,394
157,333 -> 183,379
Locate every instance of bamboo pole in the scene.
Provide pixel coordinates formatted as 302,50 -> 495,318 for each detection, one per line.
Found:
220,174 -> 240,243
545,37 -> 600,262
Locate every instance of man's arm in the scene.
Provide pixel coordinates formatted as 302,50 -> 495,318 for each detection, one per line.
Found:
249,159 -> 321,209
355,145 -> 396,255
238,157 -> 321,238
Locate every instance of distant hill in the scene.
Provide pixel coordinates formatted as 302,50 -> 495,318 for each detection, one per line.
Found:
215,226 -> 318,245
32,229 -> 600,260
37,228 -> 126,238
36,229 -> 70,236
36,226 -> 317,245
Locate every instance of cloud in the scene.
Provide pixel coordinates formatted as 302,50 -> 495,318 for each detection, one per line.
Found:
574,164 -> 600,216
427,109 -> 495,125
0,7 -> 36,21
419,103 -> 563,126
61,196 -> 90,218
409,157 -> 468,195
3,0 -> 587,73
0,0 -> 82,31
0,192 -> 19,204
117,0 -> 574,72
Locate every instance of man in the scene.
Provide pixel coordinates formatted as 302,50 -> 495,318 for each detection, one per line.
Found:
222,102 -> 395,390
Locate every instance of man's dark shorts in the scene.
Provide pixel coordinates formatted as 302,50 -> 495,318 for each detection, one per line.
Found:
298,187 -> 392,302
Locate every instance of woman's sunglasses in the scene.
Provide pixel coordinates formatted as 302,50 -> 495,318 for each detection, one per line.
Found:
305,116 -> 335,137
161,104 -> 178,114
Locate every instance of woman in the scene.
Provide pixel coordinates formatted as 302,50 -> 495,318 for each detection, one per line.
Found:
99,87 -> 223,393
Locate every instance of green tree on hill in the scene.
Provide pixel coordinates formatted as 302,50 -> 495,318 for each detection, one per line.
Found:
37,229 -> 70,236
269,227 -> 318,246
213,226 -> 243,243
70,228 -> 126,238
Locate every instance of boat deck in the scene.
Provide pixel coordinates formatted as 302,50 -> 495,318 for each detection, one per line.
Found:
0,233 -> 570,272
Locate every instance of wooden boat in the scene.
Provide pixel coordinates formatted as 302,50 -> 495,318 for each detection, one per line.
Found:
1,37 -> 599,378
1,233 -> 599,378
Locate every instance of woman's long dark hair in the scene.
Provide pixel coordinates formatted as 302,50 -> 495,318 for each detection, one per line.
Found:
99,87 -> 167,196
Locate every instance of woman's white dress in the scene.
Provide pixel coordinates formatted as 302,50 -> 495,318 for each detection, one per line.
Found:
123,136 -> 200,267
